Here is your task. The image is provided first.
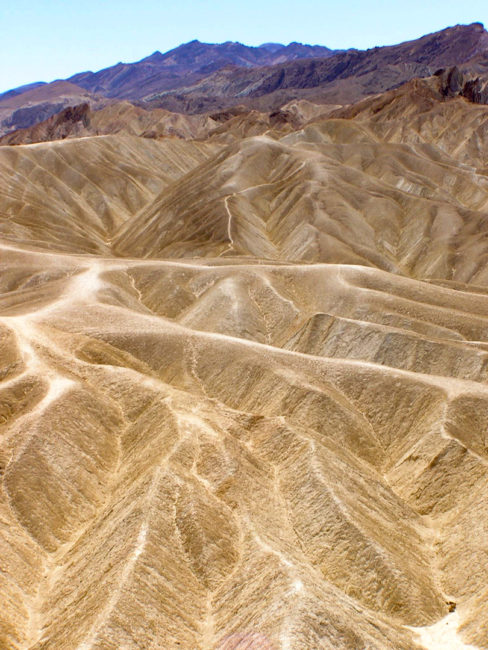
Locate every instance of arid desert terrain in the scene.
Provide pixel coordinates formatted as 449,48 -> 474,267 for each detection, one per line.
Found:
1,24 -> 488,650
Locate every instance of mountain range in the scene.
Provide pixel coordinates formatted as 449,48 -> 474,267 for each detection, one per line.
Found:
2,22 -> 488,137
69,40 -> 339,99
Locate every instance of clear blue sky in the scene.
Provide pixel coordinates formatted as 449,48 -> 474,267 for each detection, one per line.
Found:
1,0 -> 487,93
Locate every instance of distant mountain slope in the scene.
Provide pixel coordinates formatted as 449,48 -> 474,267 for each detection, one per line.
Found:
68,40 -> 338,100
0,81 -> 47,103
0,80 -> 104,136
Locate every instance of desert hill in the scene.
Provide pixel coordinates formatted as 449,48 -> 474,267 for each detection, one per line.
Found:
0,102 -> 220,145
0,99 -> 340,146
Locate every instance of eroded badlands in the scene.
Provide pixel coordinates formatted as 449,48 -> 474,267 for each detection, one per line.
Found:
1,78 -> 488,648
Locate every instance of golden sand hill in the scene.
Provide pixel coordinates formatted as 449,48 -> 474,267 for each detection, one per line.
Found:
0,80 -> 488,649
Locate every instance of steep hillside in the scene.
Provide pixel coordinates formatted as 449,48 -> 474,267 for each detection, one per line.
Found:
0,135 -> 220,253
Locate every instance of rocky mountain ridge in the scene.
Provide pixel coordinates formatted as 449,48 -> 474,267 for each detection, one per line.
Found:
67,39 -> 339,101
146,22 -> 488,112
